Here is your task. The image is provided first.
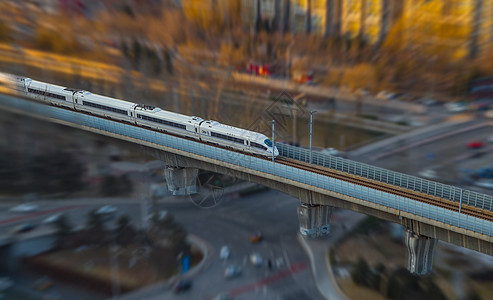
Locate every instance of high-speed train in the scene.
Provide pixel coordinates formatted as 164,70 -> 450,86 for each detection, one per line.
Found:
14,77 -> 279,157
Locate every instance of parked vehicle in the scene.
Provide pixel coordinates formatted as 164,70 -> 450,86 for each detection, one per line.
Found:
9,203 -> 38,213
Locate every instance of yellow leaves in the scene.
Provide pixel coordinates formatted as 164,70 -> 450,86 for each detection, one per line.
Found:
340,63 -> 376,91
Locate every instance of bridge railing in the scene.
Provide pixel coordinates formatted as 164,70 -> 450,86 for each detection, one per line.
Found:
1,94 -> 491,236
277,143 -> 493,212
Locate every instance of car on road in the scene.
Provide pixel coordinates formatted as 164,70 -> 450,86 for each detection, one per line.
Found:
42,213 -> 64,225
224,265 -> 242,279
250,253 -> 263,267
474,180 -> 493,189
466,140 -> 484,149
172,279 -> 192,294
444,102 -> 468,112
96,205 -> 118,216
376,90 -> 395,100
418,169 -> 438,180
320,147 -> 340,156
220,246 -> 230,260
250,231 -> 263,243
9,203 -> 38,213
11,223 -> 36,234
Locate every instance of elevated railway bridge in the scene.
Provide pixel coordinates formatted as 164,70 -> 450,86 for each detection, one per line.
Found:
0,92 -> 491,275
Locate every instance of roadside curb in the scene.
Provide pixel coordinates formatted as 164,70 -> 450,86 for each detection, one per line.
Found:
297,233 -> 349,300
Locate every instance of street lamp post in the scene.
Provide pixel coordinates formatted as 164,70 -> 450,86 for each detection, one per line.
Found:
309,110 -> 317,164
270,120 -> 275,162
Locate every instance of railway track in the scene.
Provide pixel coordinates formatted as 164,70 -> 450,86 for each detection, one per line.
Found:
2,91 -> 492,224
277,157 -> 493,223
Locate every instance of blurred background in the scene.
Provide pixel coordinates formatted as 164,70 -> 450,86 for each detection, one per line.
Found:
0,1 -> 493,300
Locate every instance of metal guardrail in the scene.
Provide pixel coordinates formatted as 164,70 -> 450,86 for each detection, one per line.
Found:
0,94 -> 491,237
278,143 -> 493,212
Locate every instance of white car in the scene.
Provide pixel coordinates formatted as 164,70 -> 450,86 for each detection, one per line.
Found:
224,265 -> 242,279
376,90 -> 395,100
444,102 -> 467,112
95,205 -> 118,215
418,169 -> 438,180
250,253 -> 263,267
42,213 -> 64,224
474,180 -> 493,190
219,246 -> 230,260
9,203 -> 38,213
320,148 -> 340,156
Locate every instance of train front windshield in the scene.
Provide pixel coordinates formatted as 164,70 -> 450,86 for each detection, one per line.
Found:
264,139 -> 273,148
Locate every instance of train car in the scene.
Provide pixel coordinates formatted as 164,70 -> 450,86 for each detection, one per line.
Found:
19,78 -> 74,108
15,76 -> 279,157
199,120 -> 278,156
74,91 -> 135,123
134,104 -> 202,140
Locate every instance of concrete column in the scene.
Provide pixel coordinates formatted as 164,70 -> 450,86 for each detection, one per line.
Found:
164,167 -> 198,196
405,229 -> 437,275
297,204 -> 333,238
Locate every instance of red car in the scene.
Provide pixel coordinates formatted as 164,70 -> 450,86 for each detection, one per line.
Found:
467,141 -> 484,149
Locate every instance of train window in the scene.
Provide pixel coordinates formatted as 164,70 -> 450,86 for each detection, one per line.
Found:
82,101 -> 127,115
138,114 -> 186,129
251,142 -> 267,150
264,139 -> 273,147
211,132 -> 244,144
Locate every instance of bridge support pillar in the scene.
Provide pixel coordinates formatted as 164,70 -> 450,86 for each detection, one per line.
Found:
164,167 -> 198,196
404,229 -> 437,275
297,204 -> 333,238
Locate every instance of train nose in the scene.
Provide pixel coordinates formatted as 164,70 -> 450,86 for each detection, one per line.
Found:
273,147 -> 279,156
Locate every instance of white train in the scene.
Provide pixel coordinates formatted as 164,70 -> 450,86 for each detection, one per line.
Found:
14,77 -> 279,157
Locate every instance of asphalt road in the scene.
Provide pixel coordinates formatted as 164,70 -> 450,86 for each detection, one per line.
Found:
0,189 -> 327,300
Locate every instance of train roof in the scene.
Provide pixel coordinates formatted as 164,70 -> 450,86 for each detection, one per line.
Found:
81,93 -> 136,109
141,108 -> 201,123
203,120 -> 268,141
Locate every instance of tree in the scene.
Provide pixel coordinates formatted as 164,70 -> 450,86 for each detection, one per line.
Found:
86,209 -> 105,231
55,214 -> 73,237
0,21 -> 10,42
116,214 -> 131,232
351,257 -> 370,286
